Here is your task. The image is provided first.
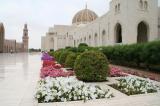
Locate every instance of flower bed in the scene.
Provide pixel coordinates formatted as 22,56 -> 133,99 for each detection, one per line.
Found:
35,76 -> 113,103
41,52 -> 54,61
40,66 -> 74,78
109,67 -> 128,77
126,71 -> 159,81
42,60 -> 62,69
110,76 -> 160,95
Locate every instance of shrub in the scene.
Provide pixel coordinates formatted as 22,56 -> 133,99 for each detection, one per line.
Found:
59,51 -> 73,65
65,53 -> 80,69
141,41 -> 160,67
51,49 -> 64,62
100,41 -> 160,71
77,43 -> 89,53
66,47 -> 78,53
78,43 -> 88,48
74,51 -> 109,82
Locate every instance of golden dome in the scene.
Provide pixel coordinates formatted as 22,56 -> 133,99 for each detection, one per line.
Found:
72,6 -> 98,25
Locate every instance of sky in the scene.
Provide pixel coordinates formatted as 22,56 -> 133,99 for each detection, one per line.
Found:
0,0 -> 159,49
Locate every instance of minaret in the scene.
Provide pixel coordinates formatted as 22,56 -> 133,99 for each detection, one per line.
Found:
85,2 -> 87,9
22,24 -> 29,52
0,23 -> 5,53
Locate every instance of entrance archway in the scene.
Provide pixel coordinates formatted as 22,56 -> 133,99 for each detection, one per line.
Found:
115,23 -> 122,43
137,21 -> 148,43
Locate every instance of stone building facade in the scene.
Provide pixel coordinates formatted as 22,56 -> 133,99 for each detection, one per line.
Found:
0,23 -> 29,53
41,0 -> 160,51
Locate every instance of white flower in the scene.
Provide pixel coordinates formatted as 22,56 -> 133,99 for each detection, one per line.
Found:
35,76 -> 113,103
36,94 -> 40,98
116,76 -> 160,95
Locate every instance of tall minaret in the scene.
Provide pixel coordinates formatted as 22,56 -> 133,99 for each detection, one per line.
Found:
22,24 -> 29,52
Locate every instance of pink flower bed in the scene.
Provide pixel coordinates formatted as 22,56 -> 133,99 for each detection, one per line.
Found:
40,53 -> 74,79
127,71 -> 157,81
42,60 -> 62,69
40,66 -> 74,78
110,66 -> 159,81
110,67 -> 128,77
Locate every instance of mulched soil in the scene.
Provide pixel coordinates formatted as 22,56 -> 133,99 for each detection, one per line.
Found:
110,64 -> 160,82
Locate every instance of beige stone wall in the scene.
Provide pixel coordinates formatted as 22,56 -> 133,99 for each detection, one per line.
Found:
0,23 -> 27,53
42,0 -> 159,51
71,0 -> 158,47
3,40 -> 24,53
16,42 -> 23,52
4,39 -> 16,53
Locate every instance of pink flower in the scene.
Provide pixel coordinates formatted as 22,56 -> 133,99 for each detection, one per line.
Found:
110,67 -> 128,77
40,66 -> 74,78
42,60 -> 62,69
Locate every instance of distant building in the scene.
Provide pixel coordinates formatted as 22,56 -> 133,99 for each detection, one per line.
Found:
42,0 -> 160,51
0,23 -> 29,53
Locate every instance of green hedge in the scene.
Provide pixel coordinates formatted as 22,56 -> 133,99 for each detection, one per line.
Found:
74,51 -> 109,82
59,51 -> 73,65
100,41 -> 160,71
65,52 -> 80,69
50,49 -> 64,62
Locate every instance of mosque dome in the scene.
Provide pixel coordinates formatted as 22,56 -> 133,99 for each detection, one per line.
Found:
72,5 -> 98,25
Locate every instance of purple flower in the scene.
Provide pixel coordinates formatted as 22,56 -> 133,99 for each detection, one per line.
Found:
41,52 -> 54,61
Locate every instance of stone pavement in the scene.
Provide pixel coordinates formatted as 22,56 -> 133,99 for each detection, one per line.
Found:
0,53 -> 40,106
0,53 -> 160,106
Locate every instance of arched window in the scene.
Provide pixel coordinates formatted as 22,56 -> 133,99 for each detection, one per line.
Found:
84,37 -> 86,42
74,40 -> 76,47
89,35 -> 91,46
139,0 -> 143,9
144,1 -> 148,10
94,33 -> 98,46
115,23 -> 122,43
50,38 -> 54,49
77,40 -> 79,44
102,30 -> 106,46
137,21 -> 149,43
118,3 -> 120,11
115,5 -> 118,13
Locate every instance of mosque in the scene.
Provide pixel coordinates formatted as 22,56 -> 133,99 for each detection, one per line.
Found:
41,0 -> 160,51
0,23 -> 29,53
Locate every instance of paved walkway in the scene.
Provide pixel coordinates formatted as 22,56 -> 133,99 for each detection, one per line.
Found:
0,53 -> 160,106
0,53 -> 41,106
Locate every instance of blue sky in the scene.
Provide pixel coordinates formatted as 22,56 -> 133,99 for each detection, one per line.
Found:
0,0 -> 159,49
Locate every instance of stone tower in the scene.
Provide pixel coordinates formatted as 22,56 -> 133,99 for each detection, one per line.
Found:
22,24 -> 29,52
0,23 -> 5,53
